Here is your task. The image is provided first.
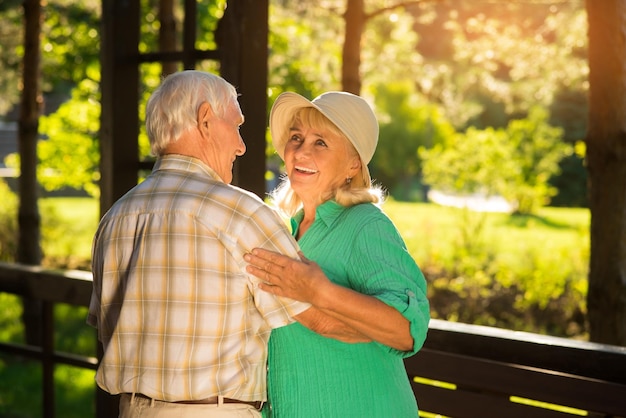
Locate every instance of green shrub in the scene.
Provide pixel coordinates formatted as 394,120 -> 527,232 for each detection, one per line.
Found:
384,200 -> 589,338
0,179 -> 18,262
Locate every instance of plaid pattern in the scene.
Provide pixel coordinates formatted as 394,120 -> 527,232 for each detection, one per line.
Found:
88,155 -> 308,402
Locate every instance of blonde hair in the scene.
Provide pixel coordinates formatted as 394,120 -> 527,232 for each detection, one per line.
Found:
270,107 -> 384,217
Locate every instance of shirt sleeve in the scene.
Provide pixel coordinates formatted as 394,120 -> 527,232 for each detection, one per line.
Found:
232,201 -> 311,329
87,225 -> 103,330
348,216 -> 430,358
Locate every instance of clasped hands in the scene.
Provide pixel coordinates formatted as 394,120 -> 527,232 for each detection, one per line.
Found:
244,248 -> 327,305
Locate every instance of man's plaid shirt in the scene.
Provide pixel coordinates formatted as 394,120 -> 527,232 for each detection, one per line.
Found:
88,154 -> 309,402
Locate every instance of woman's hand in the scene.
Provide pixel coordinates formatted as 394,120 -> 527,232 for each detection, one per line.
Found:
244,248 -> 328,305
245,247 -> 414,351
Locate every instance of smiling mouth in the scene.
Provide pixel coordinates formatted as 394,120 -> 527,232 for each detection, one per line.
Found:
295,166 -> 318,174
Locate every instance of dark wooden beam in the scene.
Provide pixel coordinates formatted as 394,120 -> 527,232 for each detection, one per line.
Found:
99,0 -> 141,216
217,0 -> 269,197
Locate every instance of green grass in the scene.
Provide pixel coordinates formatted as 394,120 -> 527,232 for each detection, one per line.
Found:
0,295 -> 97,418
383,200 -> 589,271
36,197 -> 591,277
36,197 -> 591,331
40,197 -> 100,268
35,196 -> 590,337
1,195 -> 98,417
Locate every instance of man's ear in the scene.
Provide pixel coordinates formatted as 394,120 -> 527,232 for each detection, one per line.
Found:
197,102 -> 213,131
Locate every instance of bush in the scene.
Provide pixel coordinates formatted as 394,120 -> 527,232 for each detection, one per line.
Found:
410,206 -> 589,338
0,179 -> 18,262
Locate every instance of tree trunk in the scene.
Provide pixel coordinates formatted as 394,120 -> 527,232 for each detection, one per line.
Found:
18,0 -> 43,346
585,0 -> 626,346
342,0 -> 365,94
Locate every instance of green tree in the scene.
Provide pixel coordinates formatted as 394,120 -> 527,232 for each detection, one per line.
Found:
411,1 -> 588,130
0,180 -> 18,261
0,0 -> 23,116
370,81 -> 454,200
421,106 -> 570,215
37,78 -> 101,197
4,1 -> 225,197
420,126 -> 514,199
503,106 -> 571,214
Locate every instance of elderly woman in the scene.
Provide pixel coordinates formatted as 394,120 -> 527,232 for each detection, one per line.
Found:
244,91 -> 430,417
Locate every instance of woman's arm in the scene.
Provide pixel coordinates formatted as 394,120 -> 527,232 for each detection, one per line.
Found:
245,249 -> 413,351
293,306 -> 372,343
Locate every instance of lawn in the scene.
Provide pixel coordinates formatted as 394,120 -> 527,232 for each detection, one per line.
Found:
39,197 -> 100,268
37,197 -> 590,276
383,200 -> 589,273
37,196 -> 591,337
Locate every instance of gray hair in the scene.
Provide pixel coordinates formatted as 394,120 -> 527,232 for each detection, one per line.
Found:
146,70 -> 238,156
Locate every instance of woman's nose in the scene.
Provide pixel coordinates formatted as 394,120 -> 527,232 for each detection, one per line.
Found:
293,143 -> 311,158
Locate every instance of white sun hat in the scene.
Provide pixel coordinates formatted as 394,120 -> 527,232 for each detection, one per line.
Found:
269,91 -> 379,187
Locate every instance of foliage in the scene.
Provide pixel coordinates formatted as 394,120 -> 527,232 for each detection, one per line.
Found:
0,1 -> 101,116
38,78 -> 101,197
0,180 -> 18,261
361,3 -> 423,95
410,1 -> 589,130
39,197 -> 591,339
0,1 -> 22,116
268,0 -> 343,100
39,197 -> 99,269
263,1 -> 589,205
5,78 -> 101,198
549,87 -> 588,207
2,1 -> 228,196
370,81 -> 455,200
40,1 -> 101,93
1,1 -> 590,205
420,106 -> 571,214
384,200 -> 589,338
549,149 -> 588,208
503,107 -> 572,214
0,190 -> 96,268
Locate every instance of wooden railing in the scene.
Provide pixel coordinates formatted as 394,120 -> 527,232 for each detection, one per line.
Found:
1,261 -> 625,418
0,262 -> 118,417
407,319 -> 626,417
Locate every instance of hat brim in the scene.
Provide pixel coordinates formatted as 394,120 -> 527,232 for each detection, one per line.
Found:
269,92 -> 372,187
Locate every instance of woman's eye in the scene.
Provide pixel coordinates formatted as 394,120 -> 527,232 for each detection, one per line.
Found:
315,139 -> 327,147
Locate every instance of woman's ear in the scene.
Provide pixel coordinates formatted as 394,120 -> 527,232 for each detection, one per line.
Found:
348,156 -> 362,178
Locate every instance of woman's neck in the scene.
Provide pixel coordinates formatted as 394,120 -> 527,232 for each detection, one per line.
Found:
297,203 -> 319,239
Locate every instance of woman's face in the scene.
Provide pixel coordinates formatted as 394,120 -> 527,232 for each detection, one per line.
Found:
283,116 -> 360,206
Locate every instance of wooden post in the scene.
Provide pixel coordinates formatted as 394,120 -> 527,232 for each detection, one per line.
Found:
217,0 -> 269,197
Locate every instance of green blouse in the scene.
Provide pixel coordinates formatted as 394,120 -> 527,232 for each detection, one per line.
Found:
264,200 -> 430,418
